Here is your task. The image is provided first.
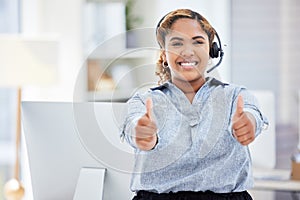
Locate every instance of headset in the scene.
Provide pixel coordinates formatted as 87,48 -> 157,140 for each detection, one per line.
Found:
207,31 -> 224,73
156,12 -> 224,73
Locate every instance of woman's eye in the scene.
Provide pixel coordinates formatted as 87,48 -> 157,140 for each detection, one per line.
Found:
171,42 -> 183,47
194,40 -> 204,45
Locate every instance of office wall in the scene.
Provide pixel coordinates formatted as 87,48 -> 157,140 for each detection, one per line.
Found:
21,0 -> 85,101
279,0 -> 300,126
231,0 -> 300,126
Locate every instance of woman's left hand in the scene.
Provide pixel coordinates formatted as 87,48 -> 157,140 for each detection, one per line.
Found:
232,95 -> 256,146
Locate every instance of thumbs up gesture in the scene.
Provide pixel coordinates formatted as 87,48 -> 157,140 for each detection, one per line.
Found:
232,95 -> 256,146
135,98 -> 158,151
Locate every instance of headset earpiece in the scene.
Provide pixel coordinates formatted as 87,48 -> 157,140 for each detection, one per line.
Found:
206,31 -> 224,73
210,42 -> 220,58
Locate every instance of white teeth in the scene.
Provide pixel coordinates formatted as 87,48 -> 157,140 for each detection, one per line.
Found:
180,62 -> 196,66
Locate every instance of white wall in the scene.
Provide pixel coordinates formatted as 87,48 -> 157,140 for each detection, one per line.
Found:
21,0 -> 85,102
231,0 -> 300,127
279,0 -> 300,125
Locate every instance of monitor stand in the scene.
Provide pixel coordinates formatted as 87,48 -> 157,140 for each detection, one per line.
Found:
73,167 -> 106,200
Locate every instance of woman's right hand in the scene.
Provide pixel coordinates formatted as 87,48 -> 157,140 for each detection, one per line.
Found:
135,98 -> 158,151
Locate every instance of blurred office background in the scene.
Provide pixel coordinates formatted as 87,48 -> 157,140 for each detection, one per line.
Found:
0,0 -> 299,199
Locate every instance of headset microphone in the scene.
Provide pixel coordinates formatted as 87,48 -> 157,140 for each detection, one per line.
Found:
206,31 -> 224,73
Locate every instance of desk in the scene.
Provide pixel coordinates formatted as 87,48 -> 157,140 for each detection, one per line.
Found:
252,168 -> 300,200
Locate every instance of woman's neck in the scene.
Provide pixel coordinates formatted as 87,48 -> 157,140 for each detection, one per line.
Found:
173,77 -> 206,94
172,77 -> 206,103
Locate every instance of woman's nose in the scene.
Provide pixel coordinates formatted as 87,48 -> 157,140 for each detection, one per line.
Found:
180,44 -> 195,57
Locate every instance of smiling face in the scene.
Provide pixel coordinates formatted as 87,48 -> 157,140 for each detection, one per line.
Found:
163,18 -> 210,88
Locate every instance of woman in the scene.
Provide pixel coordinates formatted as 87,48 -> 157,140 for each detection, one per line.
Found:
122,8 -> 268,200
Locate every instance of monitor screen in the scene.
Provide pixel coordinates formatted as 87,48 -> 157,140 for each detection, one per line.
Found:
22,101 -> 135,200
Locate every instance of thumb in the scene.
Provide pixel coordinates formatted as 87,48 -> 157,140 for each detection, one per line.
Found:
234,95 -> 244,118
145,98 -> 153,121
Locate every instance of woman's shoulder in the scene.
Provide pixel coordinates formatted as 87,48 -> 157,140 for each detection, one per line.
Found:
207,77 -> 247,91
206,77 -> 253,102
128,85 -> 165,102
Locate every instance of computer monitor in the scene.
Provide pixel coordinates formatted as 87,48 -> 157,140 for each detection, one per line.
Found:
22,101 -> 135,200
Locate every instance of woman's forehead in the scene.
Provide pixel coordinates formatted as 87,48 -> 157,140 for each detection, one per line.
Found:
167,18 -> 208,40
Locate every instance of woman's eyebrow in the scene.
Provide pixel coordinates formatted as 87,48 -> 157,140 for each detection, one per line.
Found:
169,36 -> 206,41
169,37 -> 184,41
192,36 -> 206,40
